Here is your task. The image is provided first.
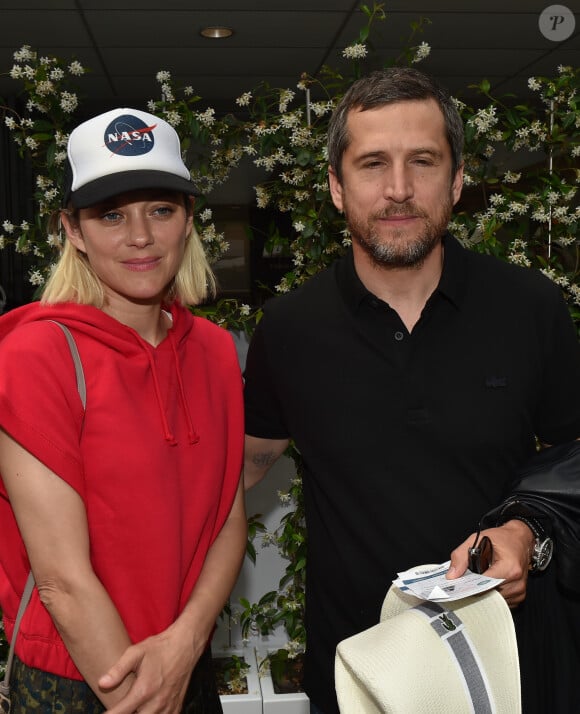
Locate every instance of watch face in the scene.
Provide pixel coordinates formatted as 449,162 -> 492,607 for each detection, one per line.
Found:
535,538 -> 554,572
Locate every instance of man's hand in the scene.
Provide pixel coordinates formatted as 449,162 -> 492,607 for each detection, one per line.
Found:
447,520 -> 535,608
98,625 -> 199,714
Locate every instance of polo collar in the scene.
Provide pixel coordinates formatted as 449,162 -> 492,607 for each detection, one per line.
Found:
336,233 -> 469,313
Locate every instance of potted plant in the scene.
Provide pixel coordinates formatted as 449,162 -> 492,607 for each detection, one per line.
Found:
213,646 -> 262,714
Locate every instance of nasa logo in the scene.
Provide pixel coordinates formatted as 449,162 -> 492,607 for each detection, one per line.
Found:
103,114 -> 157,156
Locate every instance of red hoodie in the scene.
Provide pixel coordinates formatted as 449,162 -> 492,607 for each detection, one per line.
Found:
0,301 -> 244,679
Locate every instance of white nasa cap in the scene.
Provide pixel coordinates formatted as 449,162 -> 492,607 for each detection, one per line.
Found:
64,107 -> 197,208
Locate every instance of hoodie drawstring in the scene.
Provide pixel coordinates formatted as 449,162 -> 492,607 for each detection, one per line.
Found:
169,330 -> 200,445
144,347 -> 178,445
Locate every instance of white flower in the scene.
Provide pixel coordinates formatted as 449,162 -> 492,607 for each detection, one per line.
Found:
13,45 -> 35,62
240,303 -> 250,316
184,86 -> 195,96
503,171 -> 521,184
2,221 -> 15,233
60,91 -> 78,113
20,221 -> 29,230
255,186 -> 270,208
29,270 -> 45,286
279,89 -> 295,113
55,130 -> 69,147
68,60 -> 84,76
451,96 -> 466,112
164,110 -> 182,127
528,77 -> 541,91
196,107 -> 215,127
156,70 -> 171,82
36,80 -> 55,96
412,42 -> 431,64
46,233 -> 62,247
293,221 -> 305,233
236,92 -> 252,107
49,67 -> 65,81
199,208 -> 212,222
4,116 -> 16,130
342,43 -> 367,60
467,105 -> 498,136
160,83 -> 174,102
277,490 -> 291,505
25,136 -> 39,150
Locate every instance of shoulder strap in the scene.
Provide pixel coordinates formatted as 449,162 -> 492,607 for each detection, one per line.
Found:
50,321 -> 86,409
0,321 -> 86,695
0,572 -> 35,698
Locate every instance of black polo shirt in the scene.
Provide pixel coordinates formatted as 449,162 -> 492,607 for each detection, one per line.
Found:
244,234 -> 580,714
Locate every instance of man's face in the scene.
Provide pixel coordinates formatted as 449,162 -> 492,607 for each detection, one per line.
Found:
328,98 -> 463,268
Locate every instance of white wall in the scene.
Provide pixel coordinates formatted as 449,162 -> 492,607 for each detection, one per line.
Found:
213,330 -> 298,649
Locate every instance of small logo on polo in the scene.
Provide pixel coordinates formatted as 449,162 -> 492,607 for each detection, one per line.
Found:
485,376 -> 508,388
103,114 -> 157,156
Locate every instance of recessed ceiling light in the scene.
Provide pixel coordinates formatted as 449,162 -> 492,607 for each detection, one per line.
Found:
200,26 -> 233,39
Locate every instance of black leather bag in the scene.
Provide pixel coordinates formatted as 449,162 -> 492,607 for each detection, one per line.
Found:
481,441 -> 580,593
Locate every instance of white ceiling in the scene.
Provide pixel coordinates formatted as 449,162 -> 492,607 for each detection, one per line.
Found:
0,1 -> 578,117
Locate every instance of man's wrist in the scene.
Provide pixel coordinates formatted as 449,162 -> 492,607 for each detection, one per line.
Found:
500,507 -> 553,572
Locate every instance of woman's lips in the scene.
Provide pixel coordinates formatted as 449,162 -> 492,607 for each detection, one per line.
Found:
122,257 -> 161,272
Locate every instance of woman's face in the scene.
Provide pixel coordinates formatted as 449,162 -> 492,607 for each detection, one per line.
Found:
62,189 -> 193,308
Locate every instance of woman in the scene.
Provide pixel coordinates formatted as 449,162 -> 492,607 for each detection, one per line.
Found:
0,108 -> 246,713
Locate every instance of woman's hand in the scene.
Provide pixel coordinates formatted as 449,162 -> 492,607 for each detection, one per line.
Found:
99,623 -> 202,714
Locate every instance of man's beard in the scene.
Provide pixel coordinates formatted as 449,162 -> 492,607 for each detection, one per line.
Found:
345,198 -> 452,269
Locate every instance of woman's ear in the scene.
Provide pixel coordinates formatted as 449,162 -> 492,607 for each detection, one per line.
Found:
60,210 -> 86,254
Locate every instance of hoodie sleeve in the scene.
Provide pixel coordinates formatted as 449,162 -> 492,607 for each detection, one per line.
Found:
0,321 -> 86,497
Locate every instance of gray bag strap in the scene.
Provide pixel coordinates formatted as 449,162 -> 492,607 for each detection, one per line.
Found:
0,321 -> 85,699
51,321 -> 87,407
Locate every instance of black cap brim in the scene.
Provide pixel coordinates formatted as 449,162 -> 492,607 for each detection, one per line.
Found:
65,169 -> 199,209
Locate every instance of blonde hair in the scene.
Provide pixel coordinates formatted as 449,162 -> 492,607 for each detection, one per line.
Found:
42,209 -> 216,307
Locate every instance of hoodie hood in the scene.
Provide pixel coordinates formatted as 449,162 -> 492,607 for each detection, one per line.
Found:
0,301 -> 199,444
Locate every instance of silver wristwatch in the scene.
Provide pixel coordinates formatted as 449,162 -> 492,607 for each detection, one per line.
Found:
531,536 -> 554,572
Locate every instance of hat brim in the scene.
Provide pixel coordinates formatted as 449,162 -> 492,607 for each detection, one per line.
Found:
335,585 -> 521,714
67,170 -> 199,208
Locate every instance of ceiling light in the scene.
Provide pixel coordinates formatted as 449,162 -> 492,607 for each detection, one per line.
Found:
200,26 -> 233,39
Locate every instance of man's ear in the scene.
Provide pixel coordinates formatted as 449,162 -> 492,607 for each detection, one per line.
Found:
451,162 -> 464,207
328,166 -> 345,213
60,210 -> 86,254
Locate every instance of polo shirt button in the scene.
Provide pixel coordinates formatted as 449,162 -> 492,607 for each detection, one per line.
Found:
394,331 -> 404,341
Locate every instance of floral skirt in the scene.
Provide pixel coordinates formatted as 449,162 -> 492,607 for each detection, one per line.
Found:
10,647 -> 223,713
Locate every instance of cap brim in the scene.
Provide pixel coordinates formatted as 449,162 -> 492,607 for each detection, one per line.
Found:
68,170 -> 199,208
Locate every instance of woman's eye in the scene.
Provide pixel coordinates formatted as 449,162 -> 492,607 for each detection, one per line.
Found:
153,205 -> 173,217
102,211 -> 122,222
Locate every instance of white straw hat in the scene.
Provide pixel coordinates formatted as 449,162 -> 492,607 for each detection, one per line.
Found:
335,582 -> 521,713
64,107 -> 197,208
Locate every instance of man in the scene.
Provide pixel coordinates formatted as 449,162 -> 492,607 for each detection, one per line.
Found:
243,67 -> 580,714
